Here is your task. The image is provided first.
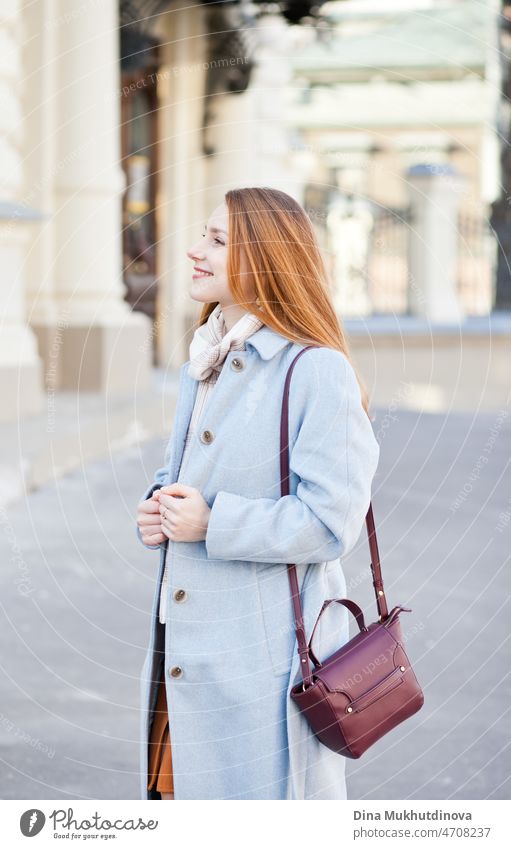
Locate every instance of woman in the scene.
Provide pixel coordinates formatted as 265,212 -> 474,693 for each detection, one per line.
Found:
136,187 -> 380,800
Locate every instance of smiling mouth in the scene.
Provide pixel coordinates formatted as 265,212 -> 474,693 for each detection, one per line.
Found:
193,270 -> 214,278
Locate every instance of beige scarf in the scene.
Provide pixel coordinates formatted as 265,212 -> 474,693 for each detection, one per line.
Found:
187,302 -> 263,382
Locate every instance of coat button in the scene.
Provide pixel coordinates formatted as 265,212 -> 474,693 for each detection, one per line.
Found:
169,666 -> 183,678
200,429 -> 214,444
231,357 -> 244,371
173,588 -> 187,603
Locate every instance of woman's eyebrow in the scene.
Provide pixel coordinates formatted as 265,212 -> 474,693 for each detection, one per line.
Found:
203,224 -> 227,235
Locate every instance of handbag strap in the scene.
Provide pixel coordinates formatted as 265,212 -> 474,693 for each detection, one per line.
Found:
280,345 -> 388,685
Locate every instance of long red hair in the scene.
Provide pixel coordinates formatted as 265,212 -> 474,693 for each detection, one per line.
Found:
196,187 -> 372,418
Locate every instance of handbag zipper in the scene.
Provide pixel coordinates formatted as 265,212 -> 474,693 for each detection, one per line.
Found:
346,663 -> 405,714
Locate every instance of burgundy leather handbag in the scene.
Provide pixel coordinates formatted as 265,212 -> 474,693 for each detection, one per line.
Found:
283,346 -> 424,759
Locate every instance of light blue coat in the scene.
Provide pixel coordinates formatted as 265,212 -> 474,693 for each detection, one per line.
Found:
136,324 -> 380,800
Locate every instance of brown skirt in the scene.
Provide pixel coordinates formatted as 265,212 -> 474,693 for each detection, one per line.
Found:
147,668 -> 174,795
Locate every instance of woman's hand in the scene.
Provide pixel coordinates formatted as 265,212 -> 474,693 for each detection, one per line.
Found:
156,483 -> 212,543
137,493 -> 166,546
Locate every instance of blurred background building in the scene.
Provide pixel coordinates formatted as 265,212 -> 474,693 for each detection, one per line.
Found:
287,0 -> 501,319
1,0 -> 509,437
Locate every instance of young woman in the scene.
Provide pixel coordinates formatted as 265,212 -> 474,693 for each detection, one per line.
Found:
136,186 -> 380,800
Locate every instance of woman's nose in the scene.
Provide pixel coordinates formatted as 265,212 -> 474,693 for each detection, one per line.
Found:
186,243 -> 204,260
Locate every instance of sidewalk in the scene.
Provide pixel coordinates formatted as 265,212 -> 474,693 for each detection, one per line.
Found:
0,368 -> 181,509
0,403 -> 509,799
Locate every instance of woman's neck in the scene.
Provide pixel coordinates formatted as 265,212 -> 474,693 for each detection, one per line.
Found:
219,303 -> 251,332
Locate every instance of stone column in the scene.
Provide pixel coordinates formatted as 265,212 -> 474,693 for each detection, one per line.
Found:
407,163 -> 466,322
246,12 -> 301,195
156,2 -> 208,368
27,0 -> 152,391
205,12 -> 301,197
0,0 -> 44,421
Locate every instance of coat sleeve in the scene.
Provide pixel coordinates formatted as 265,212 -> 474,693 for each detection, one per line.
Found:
204,347 -> 380,565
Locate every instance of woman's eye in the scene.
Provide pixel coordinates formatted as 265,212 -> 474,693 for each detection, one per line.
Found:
201,232 -> 223,245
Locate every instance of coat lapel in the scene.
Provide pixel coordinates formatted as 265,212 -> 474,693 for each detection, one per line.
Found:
167,366 -> 199,484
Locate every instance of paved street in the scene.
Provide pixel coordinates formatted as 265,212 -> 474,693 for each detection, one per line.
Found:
0,405 -> 510,800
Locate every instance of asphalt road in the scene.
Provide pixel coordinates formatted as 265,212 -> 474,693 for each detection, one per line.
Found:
0,407 -> 509,800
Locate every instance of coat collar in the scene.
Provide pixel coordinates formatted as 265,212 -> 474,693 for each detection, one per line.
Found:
244,324 -> 292,360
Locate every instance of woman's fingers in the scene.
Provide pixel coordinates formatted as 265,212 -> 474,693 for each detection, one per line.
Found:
139,496 -> 161,516
138,516 -> 161,534
137,495 -> 167,544
137,501 -> 162,529
142,530 -> 166,545
138,510 -> 162,525
138,514 -> 164,545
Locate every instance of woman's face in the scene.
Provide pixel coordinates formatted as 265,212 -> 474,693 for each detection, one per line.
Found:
186,202 -> 231,306
186,202 -> 255,311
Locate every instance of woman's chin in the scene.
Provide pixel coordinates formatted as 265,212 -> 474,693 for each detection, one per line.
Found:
189,286 -> 215,303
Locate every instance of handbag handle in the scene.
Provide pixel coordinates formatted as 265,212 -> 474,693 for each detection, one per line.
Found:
307,598 -> 367,667
280,345 -> 388,687
307,599 -> 412,667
